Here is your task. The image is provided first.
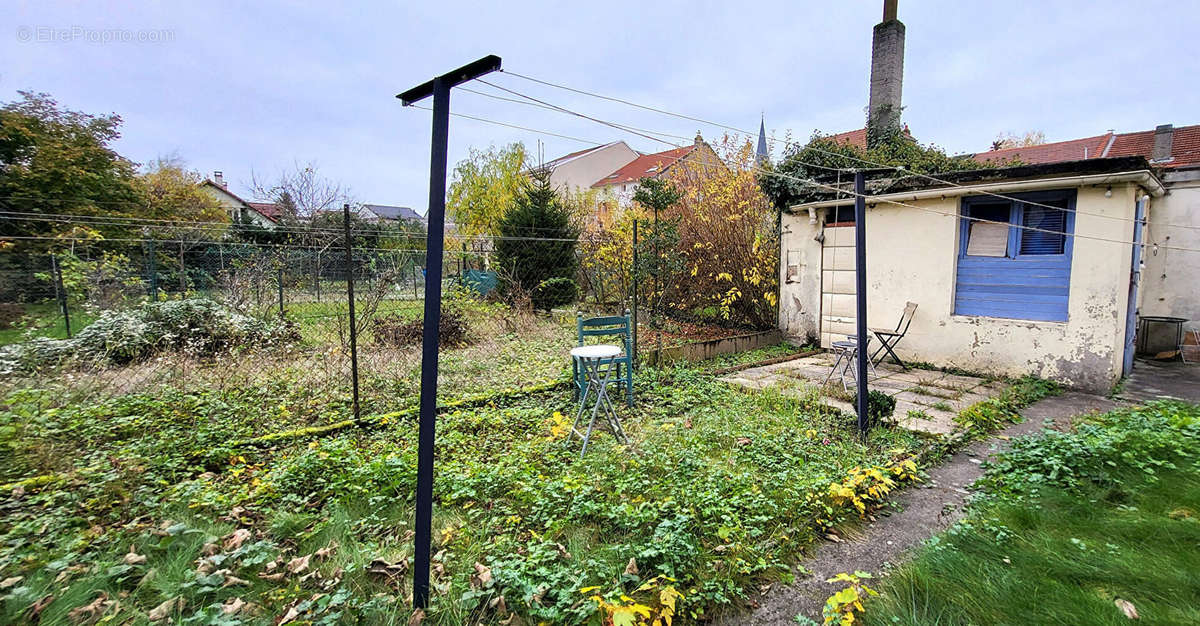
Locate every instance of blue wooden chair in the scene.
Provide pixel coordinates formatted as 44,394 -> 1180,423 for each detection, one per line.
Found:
573,310 -> 634,407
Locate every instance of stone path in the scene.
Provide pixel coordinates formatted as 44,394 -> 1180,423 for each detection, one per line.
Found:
720,353 -> 1006,436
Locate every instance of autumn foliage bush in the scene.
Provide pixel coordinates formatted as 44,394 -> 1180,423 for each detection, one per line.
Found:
662,135 -> 779,329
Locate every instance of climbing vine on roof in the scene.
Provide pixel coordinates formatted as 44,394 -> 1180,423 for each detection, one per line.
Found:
757,120 -> 1010,211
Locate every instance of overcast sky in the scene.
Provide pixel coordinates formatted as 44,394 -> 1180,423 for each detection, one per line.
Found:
4,1 -> 1198,213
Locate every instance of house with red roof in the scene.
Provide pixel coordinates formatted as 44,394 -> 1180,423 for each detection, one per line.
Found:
200,172 -> 279,229
775,1 -> 1193,395
541,133 -> 723,228
590,134 -> 722,224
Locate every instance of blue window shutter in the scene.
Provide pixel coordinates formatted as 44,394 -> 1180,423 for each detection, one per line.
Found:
955,191 -> 1075,322
1019,203 -> 1067,255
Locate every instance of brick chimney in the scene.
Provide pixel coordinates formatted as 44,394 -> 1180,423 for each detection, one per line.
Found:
867,0 -> 905,148
213,171 -> 227,188
1151,124 -> 1174,162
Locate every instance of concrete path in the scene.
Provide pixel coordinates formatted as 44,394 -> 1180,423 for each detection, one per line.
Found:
720,353 -> 1005,436
1118,359 -> 1200,404
709,392 -> 1119,625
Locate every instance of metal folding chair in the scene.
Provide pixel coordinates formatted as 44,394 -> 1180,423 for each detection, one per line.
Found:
870,301 -> 918,369
823,335 -> 875,391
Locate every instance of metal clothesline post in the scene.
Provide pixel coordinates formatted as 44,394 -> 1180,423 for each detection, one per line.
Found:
397,53 -> 502,610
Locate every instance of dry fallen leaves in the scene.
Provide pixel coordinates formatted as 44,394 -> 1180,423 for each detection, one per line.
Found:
278,604 -> 303,625
470,562 -> 493,589
223,528 -> 252,551
221,597 -> 246,616
1115,598 -> 1139,620
27,594 -> 54,620
286,554 -> 311,575
67,592 -> 112,624
624,557 -> 638,576
0,576 -> 22,590
147,597 -> 184,622
408,608 -> 426,626
123,546 -> 147,566
736,436 -> 752,446
366,557 -> 409,585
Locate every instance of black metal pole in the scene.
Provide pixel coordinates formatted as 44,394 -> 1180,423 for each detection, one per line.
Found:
277,261 -> 285,318
413,76 -> 450,611
343,204 -> 360,422
853,171 -> 869,435
631,219 -> 638,365
51,254 -> 71,338
399,55 -> 501,610
147,239 -> 158,301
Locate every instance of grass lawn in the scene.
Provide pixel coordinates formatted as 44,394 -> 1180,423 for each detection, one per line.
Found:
0,302 -> 99,346
0,346 -> 926,625
864,402 -> 1200,626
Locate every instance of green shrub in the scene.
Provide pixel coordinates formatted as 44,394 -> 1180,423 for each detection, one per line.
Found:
530,277 -> 579,311
853,389 -> 896,429
0,298 -> 297,371
373,307 -> 470,348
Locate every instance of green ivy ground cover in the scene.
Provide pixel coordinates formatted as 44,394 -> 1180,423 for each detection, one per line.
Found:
865,401 -> 1200,626
0,355 -> 927,624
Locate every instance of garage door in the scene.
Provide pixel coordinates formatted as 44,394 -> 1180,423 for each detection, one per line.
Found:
820,225 -> 857,348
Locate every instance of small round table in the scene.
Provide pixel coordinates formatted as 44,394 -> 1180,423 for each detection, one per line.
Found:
568,344 -> 628,455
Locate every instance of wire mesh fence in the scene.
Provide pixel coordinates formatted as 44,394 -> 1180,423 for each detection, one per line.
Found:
0,212 -> 779,428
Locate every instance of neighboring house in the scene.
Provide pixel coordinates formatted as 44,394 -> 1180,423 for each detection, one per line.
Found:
361,204 -> 426,224
540,134 -> 724,228
590,134 -> 724,210
541,141 -> 640,194
778,157 -> 1164,393
200,172 -> 278,229
973,124 -> 1200,338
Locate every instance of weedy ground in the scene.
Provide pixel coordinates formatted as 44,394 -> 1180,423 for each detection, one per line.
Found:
0,341 -> 933,625
864,401 -> 1200,626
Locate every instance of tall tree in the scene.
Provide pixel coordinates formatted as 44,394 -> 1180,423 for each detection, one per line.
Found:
250,161 -> 351,224
494,170 -> 578,298
992,130 -> 1047,150
0,91 -> 141,249
447,143 -> 527,243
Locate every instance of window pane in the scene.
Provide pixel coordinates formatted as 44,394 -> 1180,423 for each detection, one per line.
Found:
1020,203 -> 1067,255
964,202 -> 1011,257
966,222 -> 1010,256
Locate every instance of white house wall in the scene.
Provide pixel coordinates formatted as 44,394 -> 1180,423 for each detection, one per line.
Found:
780,183 -> 1144,392
1141,169 -> 1200,332
548,142 -> 639,194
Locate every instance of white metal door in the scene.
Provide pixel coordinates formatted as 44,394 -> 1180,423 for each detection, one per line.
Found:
820,225 -> 857,348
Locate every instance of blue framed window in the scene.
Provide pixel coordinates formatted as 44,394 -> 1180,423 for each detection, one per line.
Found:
954,190 -> 1075,322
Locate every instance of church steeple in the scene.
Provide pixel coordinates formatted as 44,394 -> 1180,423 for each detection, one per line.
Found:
755,115 -> 769,165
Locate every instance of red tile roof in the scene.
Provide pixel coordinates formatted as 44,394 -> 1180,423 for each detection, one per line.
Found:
826,128 -> 867,149
247,202 -> 282,221
591,145 -> 695,188
973,134 -> 1113,166
971,125 -> 1200,168
1105,124 -> 1200,167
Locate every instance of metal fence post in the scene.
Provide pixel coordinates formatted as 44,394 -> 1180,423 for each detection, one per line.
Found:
853,170 -> 869,436
631,219 -> 638,365
147,239 -> 158,301
51,254 -> 71,338
343,204 -> 360,422
277,261 -> 285,318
